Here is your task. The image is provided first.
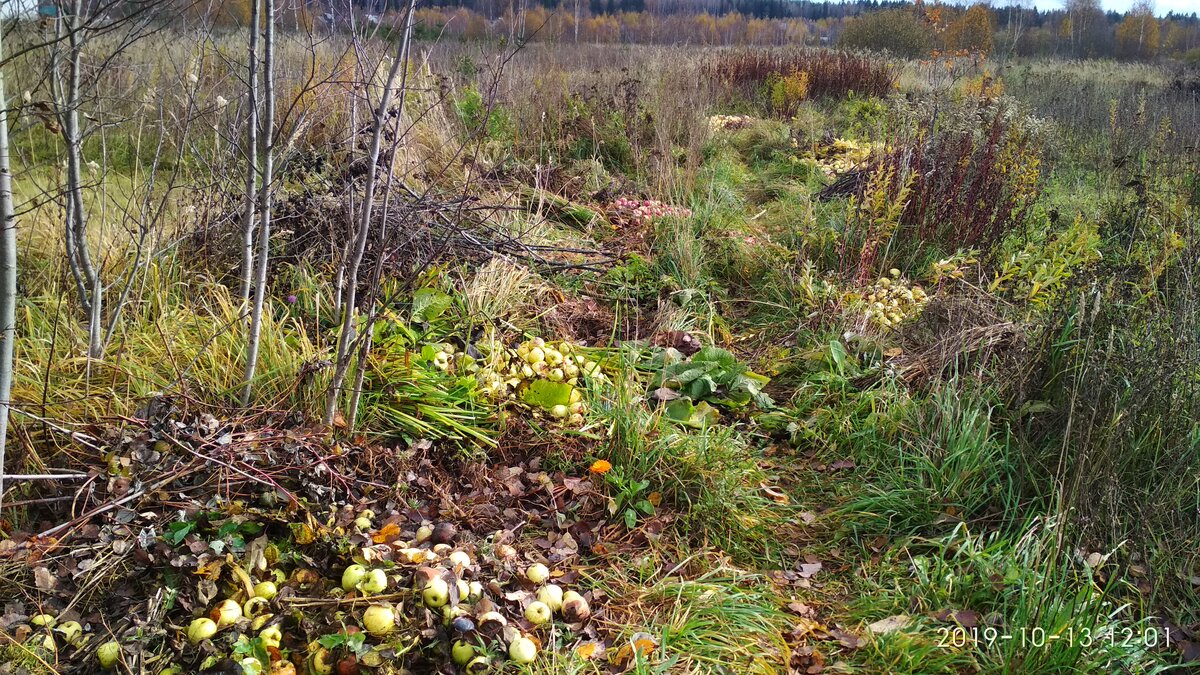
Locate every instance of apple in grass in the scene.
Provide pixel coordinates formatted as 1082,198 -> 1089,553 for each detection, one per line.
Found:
524,601 -> 552,625
508,636 -> 538,664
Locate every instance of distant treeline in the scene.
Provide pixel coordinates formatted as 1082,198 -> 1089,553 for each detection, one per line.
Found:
188,0 -> 1200,60
400,0 -> 1199,60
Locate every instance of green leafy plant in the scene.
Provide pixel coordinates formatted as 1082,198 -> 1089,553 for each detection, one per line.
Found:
231,636 -> 271,672
605,468 -> 657,529
317,629 -> 367,654
649,346 -> 773,410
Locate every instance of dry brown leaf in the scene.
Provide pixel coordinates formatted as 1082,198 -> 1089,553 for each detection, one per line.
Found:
195,559 -> 223,581
829,628 -> 863,649
32,566 -> 55,592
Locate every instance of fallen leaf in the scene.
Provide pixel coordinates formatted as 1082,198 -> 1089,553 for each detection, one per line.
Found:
829,628 -> 863,649
790,645 -> 825,673
197,579 -> 217,605
797,561 -> 823,578
866,615 -> 911,635
289,522 -> 316,545
762,484 -> 790,504
195,559 -> 223,581
371,522 -> 402,544
611,632 -> 658,667
787,601 -> 816,617
789,617 -> 828,640
32,566 -> 55,592
576,641 -> 605,660
931,609 -> 980,628
650,387 -> 680,402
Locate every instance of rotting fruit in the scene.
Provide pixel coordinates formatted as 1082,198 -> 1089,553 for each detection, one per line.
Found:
537,585 -> 563,612
360,568 -> 388,595
422,577 -> 450,608
187,617 -> 218,644
362,605 -> 396,636
562,592 -> 591,622
55,620 -> 83,647
525,563 -> 549,584
508,636 -> 538,664
97,641 -> 121,670
254,580 -> 278,600
212,598 -> 243,628
524,601 -> 551,625
451,639 -> 476,666
341,564 -> 367,591
260,625 -> 283,649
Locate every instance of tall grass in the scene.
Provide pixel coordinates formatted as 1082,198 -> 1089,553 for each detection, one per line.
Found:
702,48 -> 898,102
11,260 -> 324,426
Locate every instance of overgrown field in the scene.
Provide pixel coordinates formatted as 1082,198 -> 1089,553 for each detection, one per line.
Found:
1,25 -> 1199,675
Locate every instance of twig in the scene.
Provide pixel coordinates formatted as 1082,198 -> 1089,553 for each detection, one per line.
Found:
10,406 -> 105,451
3,473 -> 89,480
37,462 -> 195,541
282,591 -> 410,608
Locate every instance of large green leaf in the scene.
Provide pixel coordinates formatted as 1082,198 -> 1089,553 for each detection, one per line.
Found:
411,288 -> 453,324
664,399 -> 721,428
521,380 -> 575,408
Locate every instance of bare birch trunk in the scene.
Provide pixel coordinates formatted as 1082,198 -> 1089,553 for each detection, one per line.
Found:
62,0 -> 102,358
240,0 -> 262,302
242,0 -> 276,406
0,14 -> 17,510
324,0 -> 417,425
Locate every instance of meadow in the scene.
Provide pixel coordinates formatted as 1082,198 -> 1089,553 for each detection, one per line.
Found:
0,16 -> 1198,675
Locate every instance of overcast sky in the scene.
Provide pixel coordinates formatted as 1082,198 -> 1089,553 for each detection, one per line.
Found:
1032,0 -> 1198,14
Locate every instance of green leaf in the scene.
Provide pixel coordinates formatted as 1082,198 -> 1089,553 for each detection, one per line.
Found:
346,632 -> 367,655
661,364 -> 713,387
163,521 -> 195,546
411,288 -> 453,324
624,509 -> 637,529
521,380 -> 575,408
231,636 -> 269,671
691,346 -> 739,370
828,339 -> 849,374
318,633 -> 348,649
685,374 -> 718,400
664,399 -> 720,428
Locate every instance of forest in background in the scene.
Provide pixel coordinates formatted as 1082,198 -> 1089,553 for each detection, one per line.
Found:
176,0 -> 1200,59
